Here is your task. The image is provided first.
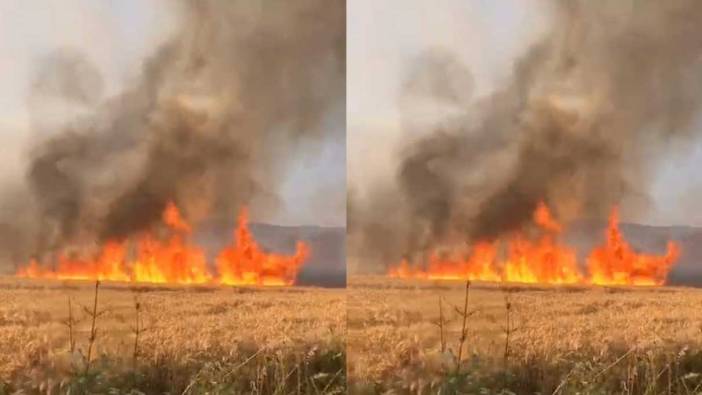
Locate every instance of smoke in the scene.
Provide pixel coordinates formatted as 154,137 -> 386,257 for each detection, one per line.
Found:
350,0 -> 702,270
0,0 -> 344,266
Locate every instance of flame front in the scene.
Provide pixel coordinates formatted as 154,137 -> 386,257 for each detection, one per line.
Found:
389,242 -> 501,282
388,203 -> 681,286
216,208 -> 309,286
586,207 -> 680,286
16,202 -> 309,286
18,242 -> 131,282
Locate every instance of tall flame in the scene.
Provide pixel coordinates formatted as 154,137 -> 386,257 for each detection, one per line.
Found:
16,203 -> 309,286
216,208 -> 309,286
388,203 -> 681,286
586,207 -> 680,286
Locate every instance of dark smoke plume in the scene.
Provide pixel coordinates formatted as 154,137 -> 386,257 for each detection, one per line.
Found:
0,0 -> 344,267
350,0 -> 702,271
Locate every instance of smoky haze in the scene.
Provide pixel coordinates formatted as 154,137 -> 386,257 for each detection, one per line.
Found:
0,0 -> 344,267
349,0 -> 702,271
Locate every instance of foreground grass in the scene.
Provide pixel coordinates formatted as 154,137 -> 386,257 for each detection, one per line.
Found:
1,342 -> 345,394
349,275 -> 702,394
351,344 -> 702,394
0,277 -> 346,394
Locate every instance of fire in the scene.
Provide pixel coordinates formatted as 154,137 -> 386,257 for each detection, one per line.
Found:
16,203 -> 309,286
502,202 -> 582,284
216,208 -> 309,286
17,242 -> 130,282
388,203 -> 681,286
389,242 -> 501,282
586,207 -> 681,286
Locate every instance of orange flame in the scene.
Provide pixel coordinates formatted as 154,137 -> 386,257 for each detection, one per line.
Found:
586,207 -> 680,286
389,242 -> 501,282
388,203 -> 680,286
16,203 -> 309,286
17,242 -> 130,282
216,208 -> 309,286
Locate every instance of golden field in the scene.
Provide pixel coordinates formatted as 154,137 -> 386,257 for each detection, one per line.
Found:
348,275 -> 702,394
0,276 -> 345,394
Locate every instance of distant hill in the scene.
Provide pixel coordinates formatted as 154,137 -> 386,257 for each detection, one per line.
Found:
195,221 -> 346,288
565,221 -> 702,286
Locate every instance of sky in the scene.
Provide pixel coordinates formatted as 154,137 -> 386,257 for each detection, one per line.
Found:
0,0 -> 345,227
348,0 -> 702,227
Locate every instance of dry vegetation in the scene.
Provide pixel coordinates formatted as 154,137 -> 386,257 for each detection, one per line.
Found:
348,275 -> 702,394
0,277 -> 345,394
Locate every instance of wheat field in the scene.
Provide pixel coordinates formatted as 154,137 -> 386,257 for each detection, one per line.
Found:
0,277 -> 346,394
348,275 -> 702,394
5,274 -> 702,394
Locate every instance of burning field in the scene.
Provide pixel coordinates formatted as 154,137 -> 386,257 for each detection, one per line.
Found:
16,202 -> 310,287
388,202 -> 681,287
0,205 -> 347,393
0,204 -> 347,394
348,203 -> 696,393
347,0 -> 702,393
0,0 -> 346,392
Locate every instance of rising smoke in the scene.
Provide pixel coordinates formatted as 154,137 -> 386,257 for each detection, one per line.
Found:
0,0 -> 344,267
349,0 -> 702,270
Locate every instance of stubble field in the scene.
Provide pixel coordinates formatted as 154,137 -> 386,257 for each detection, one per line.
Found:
348,275 -> 702,394
0,277 -> 346,394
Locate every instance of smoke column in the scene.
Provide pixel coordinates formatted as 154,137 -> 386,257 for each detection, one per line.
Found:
0,0 -> 344,267
349,0 -> 702,270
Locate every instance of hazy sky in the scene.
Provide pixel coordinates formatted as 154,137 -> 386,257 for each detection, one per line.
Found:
0,0 -> 345,227
348,0 -> 702,227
